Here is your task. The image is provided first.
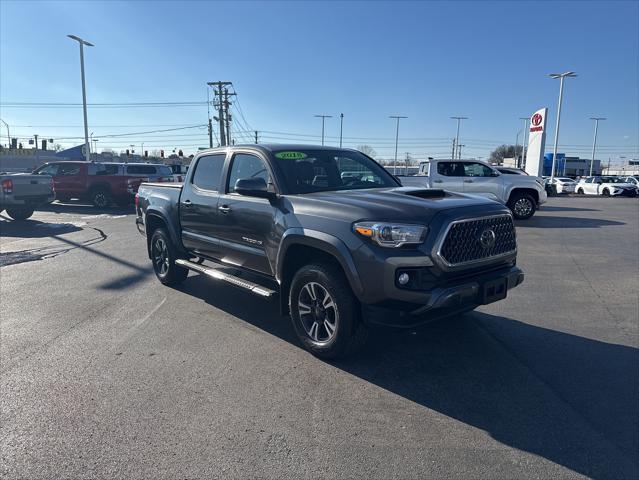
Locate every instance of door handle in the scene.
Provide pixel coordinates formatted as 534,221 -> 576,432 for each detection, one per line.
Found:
218,205 -> 231,214
182,199 -> 192,208
464,179 -> 474,183
433,180 -> 443,183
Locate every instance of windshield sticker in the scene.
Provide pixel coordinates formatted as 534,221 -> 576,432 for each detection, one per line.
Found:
275,151 -> 308,160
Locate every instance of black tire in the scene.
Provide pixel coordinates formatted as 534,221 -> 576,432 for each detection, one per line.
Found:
289,263 -> 367,359
577,188 -> 584,195
601,188 -> 610,197
5,207 -> 34,220
91,188 -> 112,208
149,228 -> 189,286
507,192 -> 537,220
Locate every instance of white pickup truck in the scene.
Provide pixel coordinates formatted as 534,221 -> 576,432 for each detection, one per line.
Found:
398,159 -> 547,220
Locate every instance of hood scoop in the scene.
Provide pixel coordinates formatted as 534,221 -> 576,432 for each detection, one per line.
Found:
404,188 -> 447,199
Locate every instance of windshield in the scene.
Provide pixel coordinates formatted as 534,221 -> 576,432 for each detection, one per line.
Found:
272,149 -> 399,194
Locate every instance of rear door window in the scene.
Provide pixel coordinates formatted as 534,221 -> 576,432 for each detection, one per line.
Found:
463,162 -> 494,177
126,165 -> 157,175
89,164 -> 119,176
192,154 -> 225,191
58,164 -> 82,176
437,162 -> 465,177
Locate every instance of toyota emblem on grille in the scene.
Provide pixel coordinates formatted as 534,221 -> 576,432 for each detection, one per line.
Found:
479,228 -> 496,249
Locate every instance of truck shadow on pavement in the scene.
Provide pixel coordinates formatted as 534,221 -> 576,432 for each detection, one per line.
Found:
0,216 -> 83,238
41,201 -> 135,216
517,215 -> 625,229
180,277 -> 639,479
539,205 -> 600,212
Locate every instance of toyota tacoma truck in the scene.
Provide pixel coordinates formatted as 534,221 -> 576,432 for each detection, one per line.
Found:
1,172 -> 55,220
135,145 -> 524,358
398,159 -> 547,220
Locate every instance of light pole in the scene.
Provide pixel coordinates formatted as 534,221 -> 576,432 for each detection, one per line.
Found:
93,138 -> 99,157
68,35 -> 94,163
141,142 -> 144,158
339,113 -> 344,148
589,117 -> 605,176
0,118 -> 9,148
515,130 -> 521,165
314,115 -> 332,146
549,71 -> 577,181
519,117 -> 529,169
389,115 -> 407,174
450,116 -> 467,159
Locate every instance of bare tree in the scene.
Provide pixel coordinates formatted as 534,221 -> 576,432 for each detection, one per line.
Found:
356,145 -> 377,158
489,144 -> 523,164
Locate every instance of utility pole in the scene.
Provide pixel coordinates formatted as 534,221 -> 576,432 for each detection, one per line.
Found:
450,116 -> 468,160
451,138 -> 456,161
589,117 -> 606,176
207,81 -> 232,146
254,130 -> 259,144
519,117 -> 529,169
223,88 -> 236,146
405,152 -> 410,175
389,115 -> 407,175
0,118 -> 9,148
208,118 -> 213,148
34,134 -> 39,164
339,113 -> 344,148
457,144 -> 465,159
549,71 -> 577,181
314,114 -> 332,146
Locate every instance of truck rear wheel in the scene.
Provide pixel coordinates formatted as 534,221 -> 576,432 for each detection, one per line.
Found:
150,228 -> 189,286
507,192 -> 536,220
289,263 -> 367,359
91,188 -> 112,208
5,207 -> 34,220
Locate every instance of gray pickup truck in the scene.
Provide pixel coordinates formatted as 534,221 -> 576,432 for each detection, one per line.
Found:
1,172 -> 55,220
136,145 -> 524,358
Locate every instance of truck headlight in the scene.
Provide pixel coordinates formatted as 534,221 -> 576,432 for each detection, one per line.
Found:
353,222 -> 427,248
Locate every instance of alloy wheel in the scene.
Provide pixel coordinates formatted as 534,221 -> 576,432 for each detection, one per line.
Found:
152,238 -> 169,276
297,282 -> 338,343
514,198 -> 533,217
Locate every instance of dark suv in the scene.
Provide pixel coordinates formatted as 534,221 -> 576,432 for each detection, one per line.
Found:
136,145 -> 524,357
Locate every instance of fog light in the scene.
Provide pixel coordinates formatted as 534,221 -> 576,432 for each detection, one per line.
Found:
398,272 -> 410,285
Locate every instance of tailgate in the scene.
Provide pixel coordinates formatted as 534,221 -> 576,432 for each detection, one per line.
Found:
5,174 -> 53,197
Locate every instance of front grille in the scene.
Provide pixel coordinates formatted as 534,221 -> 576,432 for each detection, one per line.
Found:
439,215 -> 516,267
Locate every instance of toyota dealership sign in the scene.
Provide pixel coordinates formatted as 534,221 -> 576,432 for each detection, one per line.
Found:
525,107 -> 548,177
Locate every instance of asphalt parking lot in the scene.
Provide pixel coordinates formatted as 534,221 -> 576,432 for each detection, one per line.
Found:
1,197 -> 638,479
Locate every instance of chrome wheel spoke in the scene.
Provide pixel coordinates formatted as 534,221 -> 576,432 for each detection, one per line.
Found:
308,322 -> 319,341
298,302 -> 312,315
324,319 -> 336,337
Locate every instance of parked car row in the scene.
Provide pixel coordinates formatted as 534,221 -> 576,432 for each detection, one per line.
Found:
574,176 -> 638,197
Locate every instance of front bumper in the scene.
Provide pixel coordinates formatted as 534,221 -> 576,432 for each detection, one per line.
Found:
362,265 -> 524,328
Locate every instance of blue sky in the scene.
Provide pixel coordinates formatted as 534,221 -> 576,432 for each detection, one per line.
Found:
1,0 -> 637,163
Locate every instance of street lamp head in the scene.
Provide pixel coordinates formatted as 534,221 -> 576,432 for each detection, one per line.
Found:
550,71 -> 577,79
590,117 -> 607,120
67,34 -> 94,46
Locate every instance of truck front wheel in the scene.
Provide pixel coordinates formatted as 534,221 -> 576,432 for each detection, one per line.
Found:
150,228 -> 189,286
508,192 -> 536,220
289,263 -> 367,359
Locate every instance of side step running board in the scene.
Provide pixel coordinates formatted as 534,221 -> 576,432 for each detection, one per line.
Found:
175,259 -> 276,298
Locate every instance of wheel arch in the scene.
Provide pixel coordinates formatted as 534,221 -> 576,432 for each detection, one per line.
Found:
144,208 -> 184,259
276,229 -> 364,315
508,187 -> 540,205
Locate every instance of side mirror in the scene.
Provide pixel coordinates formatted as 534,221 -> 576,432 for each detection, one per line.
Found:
490,171 -> 501,177
234,177 -> 275,199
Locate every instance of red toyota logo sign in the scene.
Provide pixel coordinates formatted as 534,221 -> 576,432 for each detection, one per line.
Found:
532,113 -> 543,126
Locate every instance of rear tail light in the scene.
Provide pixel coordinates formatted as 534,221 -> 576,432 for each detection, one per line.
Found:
1,179 -> 13,194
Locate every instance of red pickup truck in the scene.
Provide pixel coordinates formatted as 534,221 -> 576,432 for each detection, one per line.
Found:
33,161 -> 174,207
